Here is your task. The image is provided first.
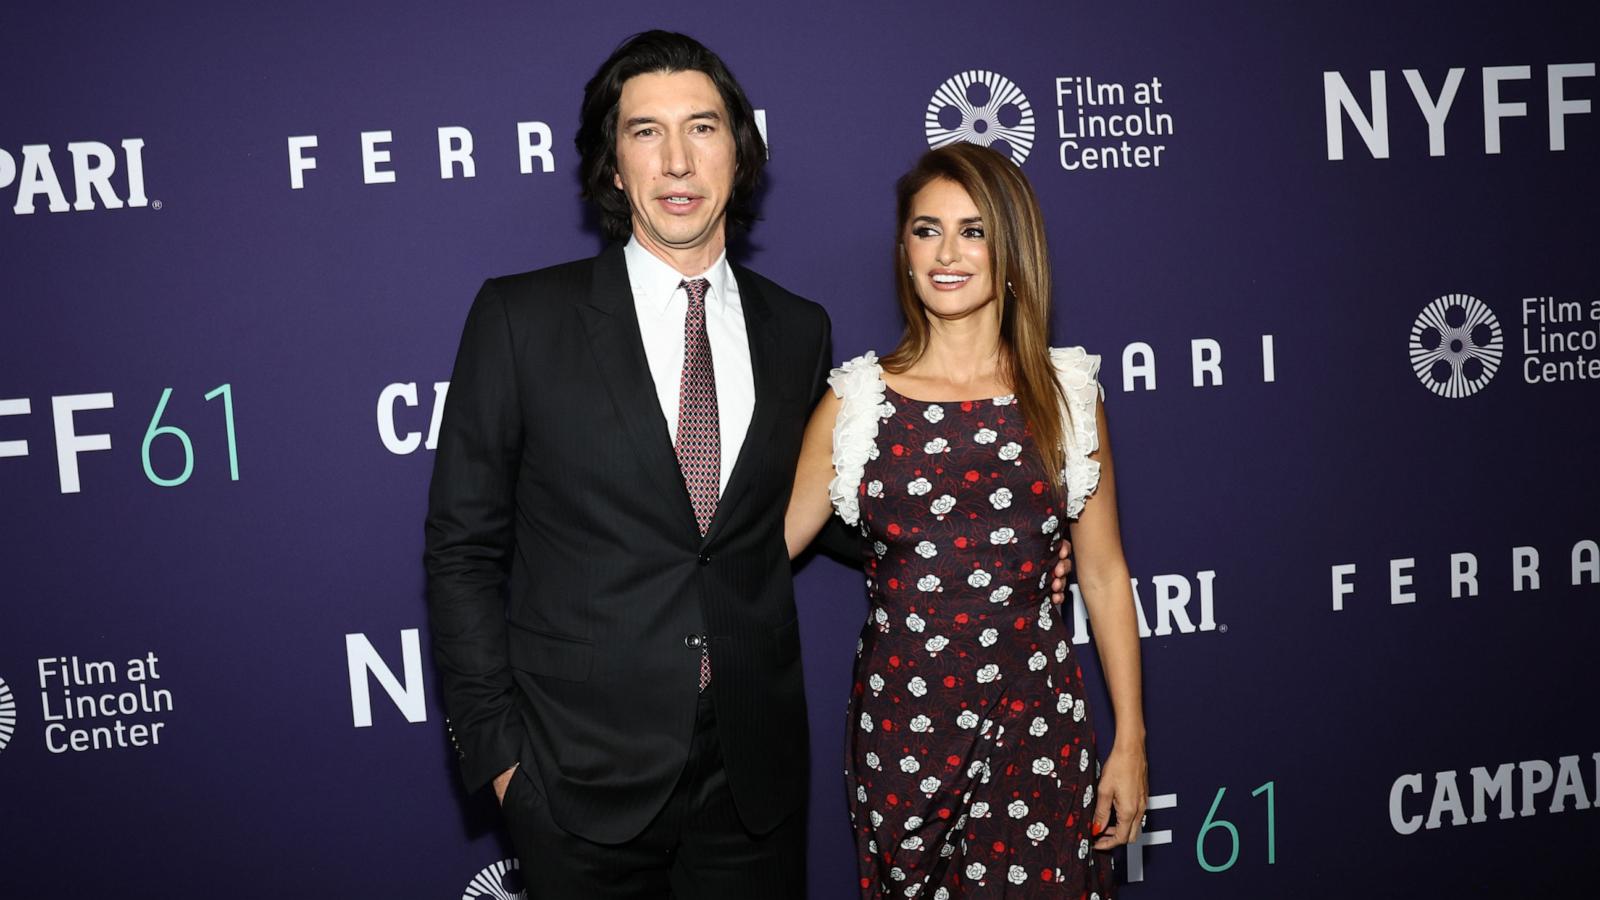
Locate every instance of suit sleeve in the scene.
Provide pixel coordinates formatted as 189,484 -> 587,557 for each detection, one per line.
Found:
423,279 -> 527,794
807,303 -> 834,404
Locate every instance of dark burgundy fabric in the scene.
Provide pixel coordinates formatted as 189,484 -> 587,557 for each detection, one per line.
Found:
845,385 -> 1115,898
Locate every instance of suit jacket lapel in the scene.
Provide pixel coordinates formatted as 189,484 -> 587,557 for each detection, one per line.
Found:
703,263 -> 780,545
577,244 -> 700,534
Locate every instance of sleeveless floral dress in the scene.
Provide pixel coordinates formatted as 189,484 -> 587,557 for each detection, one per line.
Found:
828,348 -> 1114,899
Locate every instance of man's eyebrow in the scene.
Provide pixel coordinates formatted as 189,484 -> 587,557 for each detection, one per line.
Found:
623,110 -> 724,129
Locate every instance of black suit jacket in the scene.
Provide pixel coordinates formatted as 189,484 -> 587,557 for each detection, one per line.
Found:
424,244 -> 832,843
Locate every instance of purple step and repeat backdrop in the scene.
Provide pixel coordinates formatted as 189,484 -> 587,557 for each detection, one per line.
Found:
2,1 -> 1597,896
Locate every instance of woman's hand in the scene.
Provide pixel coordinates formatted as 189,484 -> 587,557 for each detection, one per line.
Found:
1091,742 -> 1148,850
1049,538 -> 1073,604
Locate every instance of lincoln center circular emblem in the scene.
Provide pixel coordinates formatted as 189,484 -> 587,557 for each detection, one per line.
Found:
926,70 -> 1036,165
0,677 -> 16,752
1409,293 -> 1503,398
462,859 -> 525,900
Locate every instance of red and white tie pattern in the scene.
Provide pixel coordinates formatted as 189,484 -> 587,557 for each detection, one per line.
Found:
675,277 -> 718,691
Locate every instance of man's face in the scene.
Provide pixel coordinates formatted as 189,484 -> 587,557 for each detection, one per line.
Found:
613,70 -> 737,268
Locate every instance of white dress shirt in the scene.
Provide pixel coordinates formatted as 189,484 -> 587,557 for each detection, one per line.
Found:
624,236 -> 754,494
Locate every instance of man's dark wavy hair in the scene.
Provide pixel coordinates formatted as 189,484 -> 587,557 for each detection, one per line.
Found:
576,30 -> 767,240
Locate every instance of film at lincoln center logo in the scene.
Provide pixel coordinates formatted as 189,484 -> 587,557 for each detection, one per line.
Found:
462,859 -> 525,900
0,676 -> 16,752
1409,293 -> 1504,398
925,70 -> 1036,165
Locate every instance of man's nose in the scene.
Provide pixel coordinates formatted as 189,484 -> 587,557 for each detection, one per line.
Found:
662,131 -> 692,179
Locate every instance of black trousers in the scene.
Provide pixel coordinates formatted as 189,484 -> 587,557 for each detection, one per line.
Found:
500,692 -> 805,899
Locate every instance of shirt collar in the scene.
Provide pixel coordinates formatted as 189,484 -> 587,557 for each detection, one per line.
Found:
623,235 -> 733,313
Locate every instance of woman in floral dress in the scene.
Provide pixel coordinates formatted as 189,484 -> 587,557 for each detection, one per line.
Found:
787,144 -> 1147,898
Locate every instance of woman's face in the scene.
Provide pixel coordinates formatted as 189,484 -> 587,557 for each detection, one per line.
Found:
902,178 -> 995,321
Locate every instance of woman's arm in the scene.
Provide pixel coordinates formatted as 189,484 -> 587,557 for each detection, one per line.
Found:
1067,396 -> 1149,849
785,391 -> 842,559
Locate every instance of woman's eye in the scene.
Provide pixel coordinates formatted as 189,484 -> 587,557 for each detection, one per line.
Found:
911,226 -> 939,238
963,227 -> 985,239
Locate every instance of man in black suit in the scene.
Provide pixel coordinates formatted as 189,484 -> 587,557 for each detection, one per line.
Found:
424,31 -> 827,898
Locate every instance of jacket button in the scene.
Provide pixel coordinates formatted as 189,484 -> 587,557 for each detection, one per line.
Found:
684,634 -> 704,649
697,553 -> 712,566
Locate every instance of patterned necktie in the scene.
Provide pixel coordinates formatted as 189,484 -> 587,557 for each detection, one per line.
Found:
675,278 -> 720,533
675,278 -> 719,692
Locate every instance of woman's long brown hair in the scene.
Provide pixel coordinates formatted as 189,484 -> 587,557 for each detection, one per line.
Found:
881,144 -> 1071,496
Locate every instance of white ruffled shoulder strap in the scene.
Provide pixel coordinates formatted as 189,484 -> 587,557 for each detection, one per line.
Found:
1051,345 -> 1105,520
825,348 -> 1103,525
826,351 -> 889,526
